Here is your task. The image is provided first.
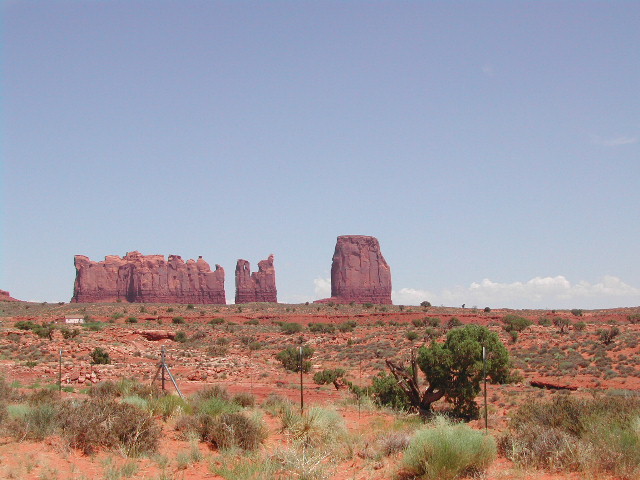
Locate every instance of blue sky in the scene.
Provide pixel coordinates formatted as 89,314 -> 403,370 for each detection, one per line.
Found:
2,1 -> 639,309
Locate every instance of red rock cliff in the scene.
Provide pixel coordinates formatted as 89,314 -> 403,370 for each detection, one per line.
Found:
71,251 -> 226,304
0,290 -> 19,302
234,254 -> 277,304
324,235 -> 392,304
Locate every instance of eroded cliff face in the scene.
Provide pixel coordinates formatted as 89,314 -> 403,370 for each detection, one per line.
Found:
321,235 -> 392,304
71,251 -> 226,304
235,255 -> 277,304
0,290 -> 19,302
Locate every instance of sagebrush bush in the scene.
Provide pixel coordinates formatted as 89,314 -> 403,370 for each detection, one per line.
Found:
399,416 -> 496,480
58,398 -> 161,456
208,412 -> 267,451
232,392 -> 256,408
501,394 -> 640,478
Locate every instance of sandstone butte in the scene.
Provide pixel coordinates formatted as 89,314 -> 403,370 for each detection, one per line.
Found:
0,290 -> 19,302
71,251 -> 226,304
235,254 -> 278,303
317,235 -> 392,305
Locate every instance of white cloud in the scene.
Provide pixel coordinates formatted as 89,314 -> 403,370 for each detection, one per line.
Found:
591,135 -> 638,147
314,277 -> 331,299
393,275 -> 640,309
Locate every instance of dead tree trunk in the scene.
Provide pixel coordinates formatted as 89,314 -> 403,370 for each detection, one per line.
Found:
385,359 -> 445,417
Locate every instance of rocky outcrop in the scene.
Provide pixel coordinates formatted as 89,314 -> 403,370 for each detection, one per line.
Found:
0,290 -> 19,302
318,235 -> 392,304
235,255 -> 277,303
71,251 -> 226,304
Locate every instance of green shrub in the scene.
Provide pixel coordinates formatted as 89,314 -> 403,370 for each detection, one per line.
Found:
276,346 -> 314,373
501,314 -> 532,333
308,322 -> 335,333
245,319 -> 259,325
248,341 -> 263,351
337,320 -> 357,332
369,372 -> 411,411
399,416 -> 496,479
14,321 -> 55,339
186,304 -> 195,310
412,318 -> 426,327
175,331 -> 188,343
627,314 -> 640,324
406,330 -> 419,341
126,316 -> 138,324
553,317 -> 571,333
90,347 -> 111,365
209,318 -> 225,326
313,368 -> 346,387
426,317 -> 441,327
420,301 -> 431,307
598,326 -> 620,345
574,321 -> 587,331
280,322 -> 302,334
484,307 -> 491,313
538,317 -> 553,327
447,317 -> 462,329
172,316 -> 185,324
571,309 -> 583,317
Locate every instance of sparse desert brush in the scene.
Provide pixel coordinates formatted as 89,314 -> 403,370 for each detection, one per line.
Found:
58,398 -> 161,456
232,392 -> 256,408
398,416 -> 496,480
4,402 -> 60,441
208,412 -> 267,451
501,394 -> 640,478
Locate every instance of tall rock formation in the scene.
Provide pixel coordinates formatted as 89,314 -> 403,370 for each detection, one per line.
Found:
235,255 -> 277,304
71,251 -> 226,304
319,235 -> 392,304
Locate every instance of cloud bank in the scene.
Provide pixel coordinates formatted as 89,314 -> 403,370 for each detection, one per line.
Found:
392,275 -> 640,310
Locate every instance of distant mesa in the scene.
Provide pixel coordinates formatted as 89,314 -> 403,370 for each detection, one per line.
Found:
235,255 -> 277,304
0,290 -> 20,302
71,251 -> 226,304
317,235 -> 392,305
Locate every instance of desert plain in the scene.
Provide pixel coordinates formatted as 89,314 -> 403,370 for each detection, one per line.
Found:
0,299 -> 638,480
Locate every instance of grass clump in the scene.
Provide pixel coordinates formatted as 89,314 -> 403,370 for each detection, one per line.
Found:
280,406 -> 347,449
399,416 -> 496,480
